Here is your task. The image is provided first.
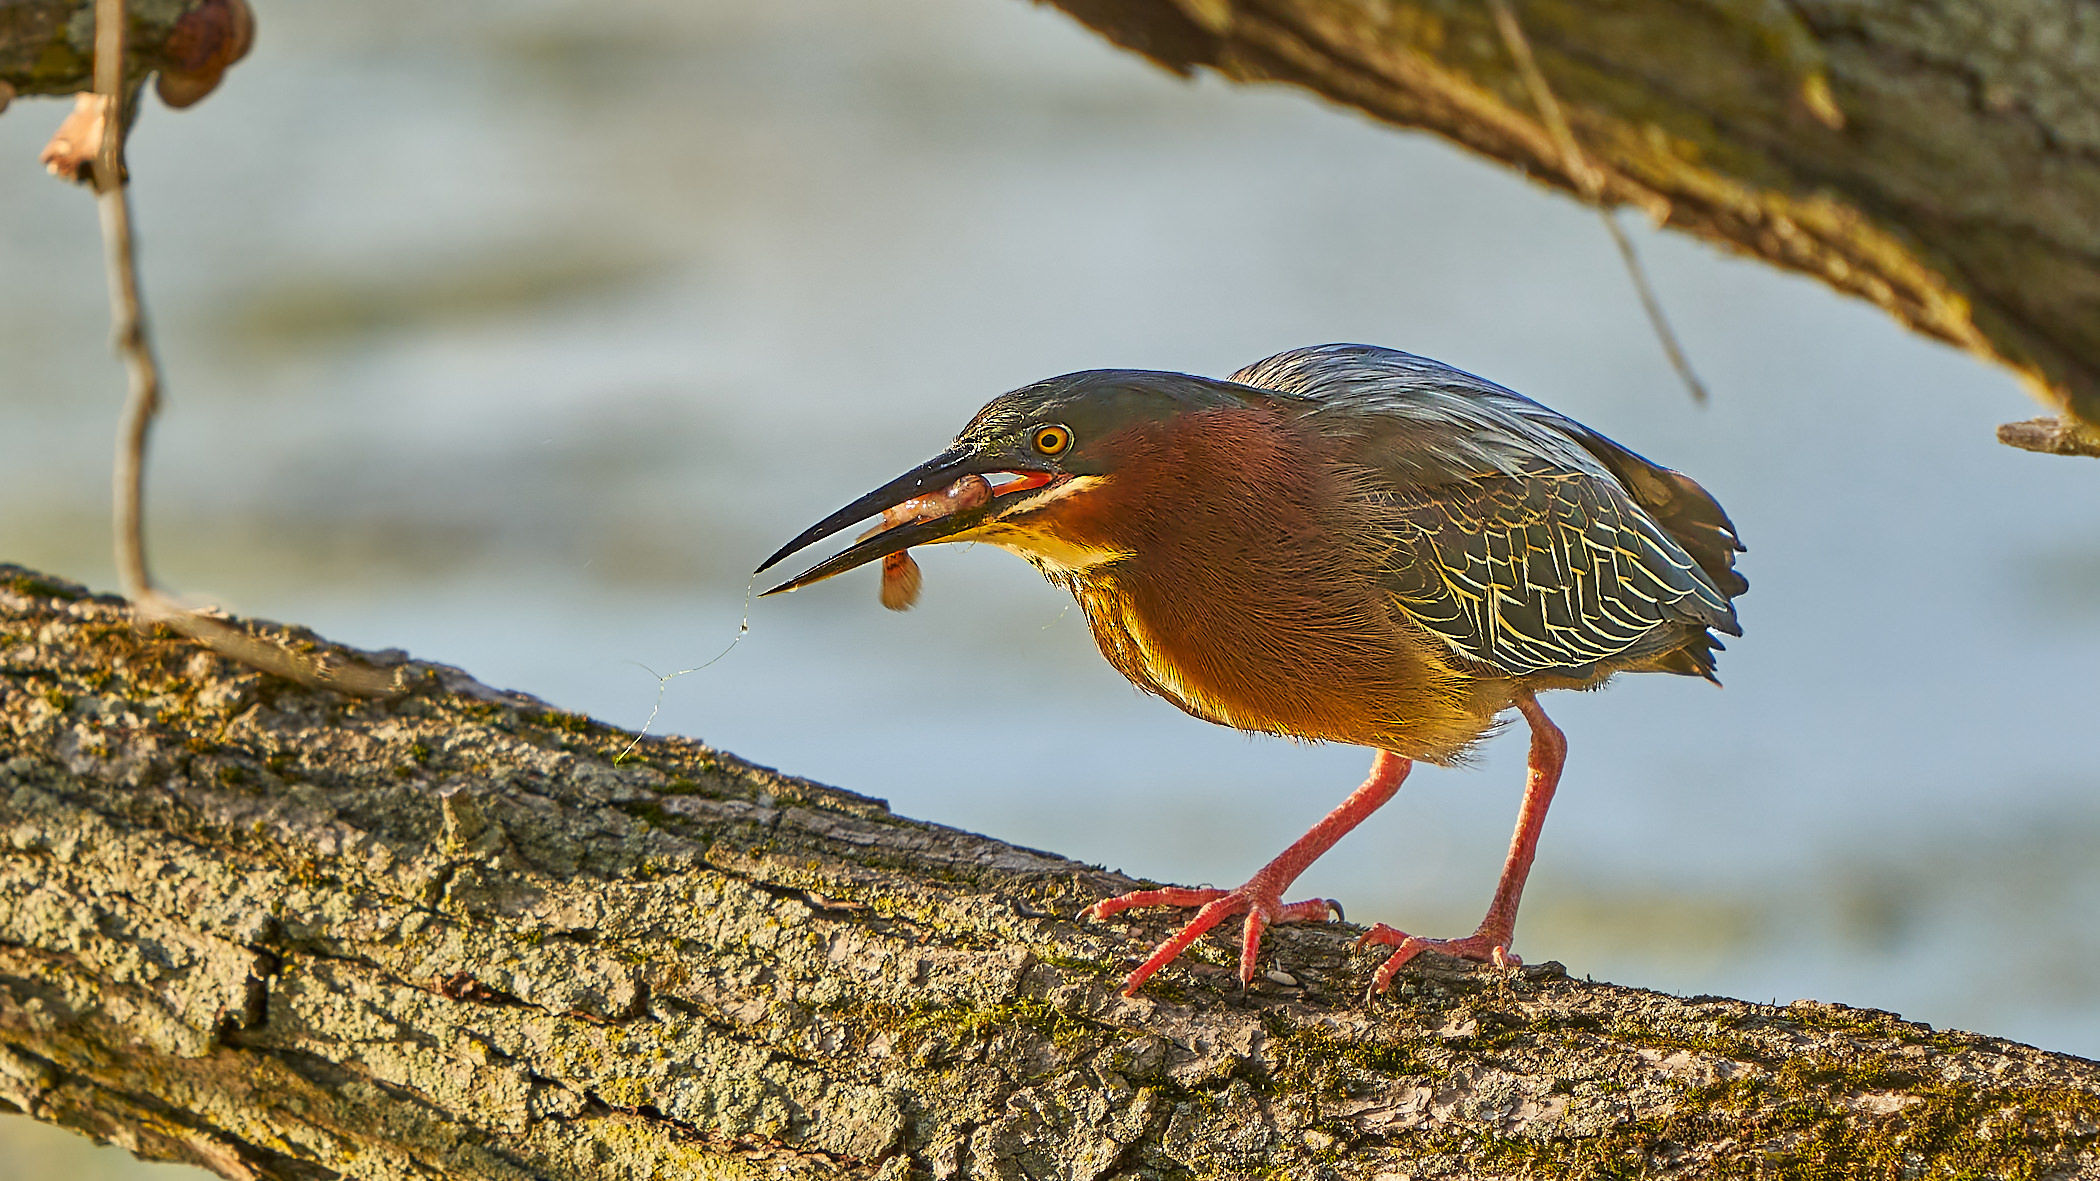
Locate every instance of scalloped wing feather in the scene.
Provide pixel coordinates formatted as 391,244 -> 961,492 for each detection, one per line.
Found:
1380,465 -> 1734,678
1232,343 -> 1746,681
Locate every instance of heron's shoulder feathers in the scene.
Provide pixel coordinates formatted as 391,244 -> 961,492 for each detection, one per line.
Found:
1231,343 -> 1748,678
1230,344 -> 1614,484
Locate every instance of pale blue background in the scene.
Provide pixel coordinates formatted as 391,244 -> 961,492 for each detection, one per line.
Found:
4,0 -> 2096,1173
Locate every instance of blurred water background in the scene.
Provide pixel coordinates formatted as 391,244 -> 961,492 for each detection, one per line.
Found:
4,0 -> 2098,1173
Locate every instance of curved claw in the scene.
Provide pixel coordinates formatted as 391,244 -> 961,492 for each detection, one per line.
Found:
1121,892 -> 1248,994
1357,923 -> 1523,993
1238,909 -> 1269,985
1085,885 -> 1344,996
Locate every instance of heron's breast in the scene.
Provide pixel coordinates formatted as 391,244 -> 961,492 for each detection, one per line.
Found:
1066,561 -> 1504,763
998,409 -> 1507,758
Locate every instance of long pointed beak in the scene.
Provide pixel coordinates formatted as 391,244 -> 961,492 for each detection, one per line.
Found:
755,447 -> 1047,598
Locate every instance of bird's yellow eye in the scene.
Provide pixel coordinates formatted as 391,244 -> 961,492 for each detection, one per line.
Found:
1031,424 -> 1072,456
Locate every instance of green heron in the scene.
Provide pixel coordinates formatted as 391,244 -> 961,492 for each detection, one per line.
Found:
758,344 -> 1745,996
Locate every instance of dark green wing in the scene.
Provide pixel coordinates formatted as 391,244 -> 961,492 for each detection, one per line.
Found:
1232,343 -> 1746,679
1378,460 -> 1736,679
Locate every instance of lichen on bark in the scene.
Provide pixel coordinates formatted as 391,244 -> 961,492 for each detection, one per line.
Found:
3,563 -> 2098,1178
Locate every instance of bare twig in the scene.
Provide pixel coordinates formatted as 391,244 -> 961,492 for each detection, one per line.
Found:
91,0 -> 161,599
1486,0 -> 1598,202
80,0 -> 405,697
1997,416 -> 2100,458
1485,0 -> 1712,404
1600,214 -> 1713,404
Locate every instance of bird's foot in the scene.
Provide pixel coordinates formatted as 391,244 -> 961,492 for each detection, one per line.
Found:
1354,924 -> 1521,994
1085,884 -> 1340,996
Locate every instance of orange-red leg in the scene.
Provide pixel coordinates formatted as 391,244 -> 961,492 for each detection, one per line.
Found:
1357,693 -> 1567,992
1085,750 -> 1413,996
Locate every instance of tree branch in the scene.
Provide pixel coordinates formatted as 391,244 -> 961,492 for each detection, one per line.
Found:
1,0 -> 251,110
91,0 -> 164,606
11,0 -> 2096,449
1483,0 -> 1711,404
1996,415 -> 2100,459
1039,0 -> 2100,436
33,0 -> 399,701
3,563 -> 2097,1178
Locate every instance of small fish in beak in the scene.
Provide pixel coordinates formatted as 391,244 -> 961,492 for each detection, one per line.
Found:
853,474 -> 994,611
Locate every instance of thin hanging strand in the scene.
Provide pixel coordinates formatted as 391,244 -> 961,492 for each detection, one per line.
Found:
614,575 -> 758,764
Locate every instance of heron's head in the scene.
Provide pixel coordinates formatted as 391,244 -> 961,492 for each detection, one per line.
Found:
756,369 -> 1262,595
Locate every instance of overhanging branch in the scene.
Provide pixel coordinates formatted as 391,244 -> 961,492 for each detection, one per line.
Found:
8,0 -> 2092,439
0,0 -> 250,110
1039,0 -> 2100,434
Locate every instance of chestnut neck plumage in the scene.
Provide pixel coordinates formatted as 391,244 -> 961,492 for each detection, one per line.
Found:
986,407 -> 1503,763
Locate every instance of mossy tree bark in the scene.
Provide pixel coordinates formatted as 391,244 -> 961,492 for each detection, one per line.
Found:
5,568 -> 2100,1180
1042,0 -> 2100,436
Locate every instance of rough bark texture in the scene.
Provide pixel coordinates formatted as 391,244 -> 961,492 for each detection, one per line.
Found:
5,567 -> 2100,1180
1039,0 -> 2100,431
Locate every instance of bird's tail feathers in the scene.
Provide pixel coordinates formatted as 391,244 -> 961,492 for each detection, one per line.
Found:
1567,427 -> 1747,605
